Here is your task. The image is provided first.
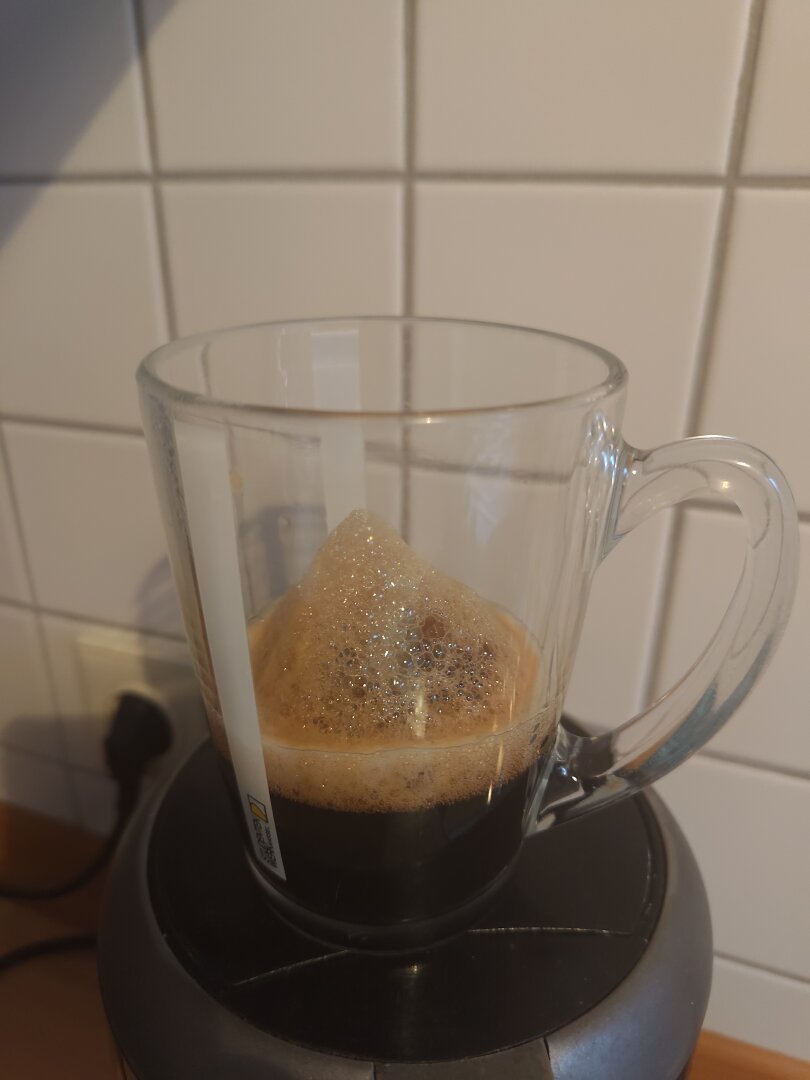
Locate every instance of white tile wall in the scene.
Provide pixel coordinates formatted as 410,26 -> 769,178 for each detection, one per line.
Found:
0,745 -> 76,821
408,466 -> 670,732
1,0 -> 808,1061
408,467 -> 550,619
163,182 -> 403,334
0,184 -> 167,428
699,190 -> 810,511
414,183 -> 720,450
0,444 -> 31,603
0,0 -> 148,176
144,0 -> 404,171
3,424 -> 182,634
417,0 -> 749,173
707,956 -> 810,1061
0,605 -> 59,757
657,511 -> 810,776
41,611 -> 115,773
565,514 -> 671,731
742,0 -> 810,175
41,613 -> 185,773
657,756 -> 810,980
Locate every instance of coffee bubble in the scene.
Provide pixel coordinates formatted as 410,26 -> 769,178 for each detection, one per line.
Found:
244,510 -> 553,811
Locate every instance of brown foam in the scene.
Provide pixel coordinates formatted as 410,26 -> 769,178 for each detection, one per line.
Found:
245,510 -> 554,811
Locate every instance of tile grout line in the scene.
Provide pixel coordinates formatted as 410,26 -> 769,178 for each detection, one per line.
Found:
0,171 -> 407,185
0,739 -> 88,774
699,746 -> 810,784
0,413 -> 144,439
402,0 -> 417,319
683,0 -> 766,440
739,174 -> 810,189
0,592 -> 187,643
410,171 -> 724,186
2,411 -> 809,524
399,0 -> 417,541
0,429 -> 37,607
4,169 -> 810,189
131,0 -> 179,341
713,950 -> 810,988
0,172 -> 152,184
111,5 -> 181,828
5,170 -> 810,188
3,409 -> 809,519
0,736 -> 120,781
640,0 -> 768,709
676,498 -> 810,523
0,426 -> 81,818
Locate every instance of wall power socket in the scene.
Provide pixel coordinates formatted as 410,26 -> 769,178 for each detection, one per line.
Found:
76,629 -> 207,778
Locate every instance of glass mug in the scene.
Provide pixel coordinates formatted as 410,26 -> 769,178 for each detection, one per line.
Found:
138,317 -> 798,950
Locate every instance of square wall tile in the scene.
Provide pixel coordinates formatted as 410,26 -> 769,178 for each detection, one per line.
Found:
0,605 -> 59,758
144,0 -> 404,170
407,468 -> 669,730
417,0 -> 748,172
41,614 -> 188,772
0,444 -> 31,603
0,0 -> 148,175
656,511 -> 809,776
408,467 -> 555,621
163,182 -> 402,335
742,0 -> 810,174
0,184 -> 167,428
0,745 -> 76,822
565,513 -> 670,731
3,424 -> 182,634
657,756 -> 810,980
700,190 -> 810,511
707,957 -> 810,1061
414,183 -> 720,449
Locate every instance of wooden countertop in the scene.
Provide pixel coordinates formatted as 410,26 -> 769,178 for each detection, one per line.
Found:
1,802 -> 807,1079
0,803 -> 122,1079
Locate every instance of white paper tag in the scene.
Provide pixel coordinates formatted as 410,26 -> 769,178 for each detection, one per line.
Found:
175,420 -> 285,879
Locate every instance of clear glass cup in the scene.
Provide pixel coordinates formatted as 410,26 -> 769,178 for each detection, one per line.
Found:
138,317 -> 798,949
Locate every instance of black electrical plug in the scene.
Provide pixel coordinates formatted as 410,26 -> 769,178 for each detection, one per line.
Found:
0,691 -> 175,972
104,691 -> 172,800
0,691 -> 173,904
102,690 -> 173,839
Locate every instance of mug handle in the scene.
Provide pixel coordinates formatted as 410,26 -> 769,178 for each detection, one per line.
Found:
536,436 -> 799,828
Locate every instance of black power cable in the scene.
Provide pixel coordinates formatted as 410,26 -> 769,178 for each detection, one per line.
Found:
0,691 -> 172,972
0,932 -> 97,975
0,774 -> 139,903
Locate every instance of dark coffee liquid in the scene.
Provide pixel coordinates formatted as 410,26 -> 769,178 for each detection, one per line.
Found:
269,762 -> 537,927
235,510 -> 553,939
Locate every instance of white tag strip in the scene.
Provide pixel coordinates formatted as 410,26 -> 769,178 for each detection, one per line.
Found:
312,329 -> 366,530
175,420 -> 286,879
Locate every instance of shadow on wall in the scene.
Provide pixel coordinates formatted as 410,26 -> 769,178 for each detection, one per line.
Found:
137,554 -> 183,635
0,0 -> 175,247
0,553 -> 190,831
0,499 -> 327,826
238,503 -> 327,610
